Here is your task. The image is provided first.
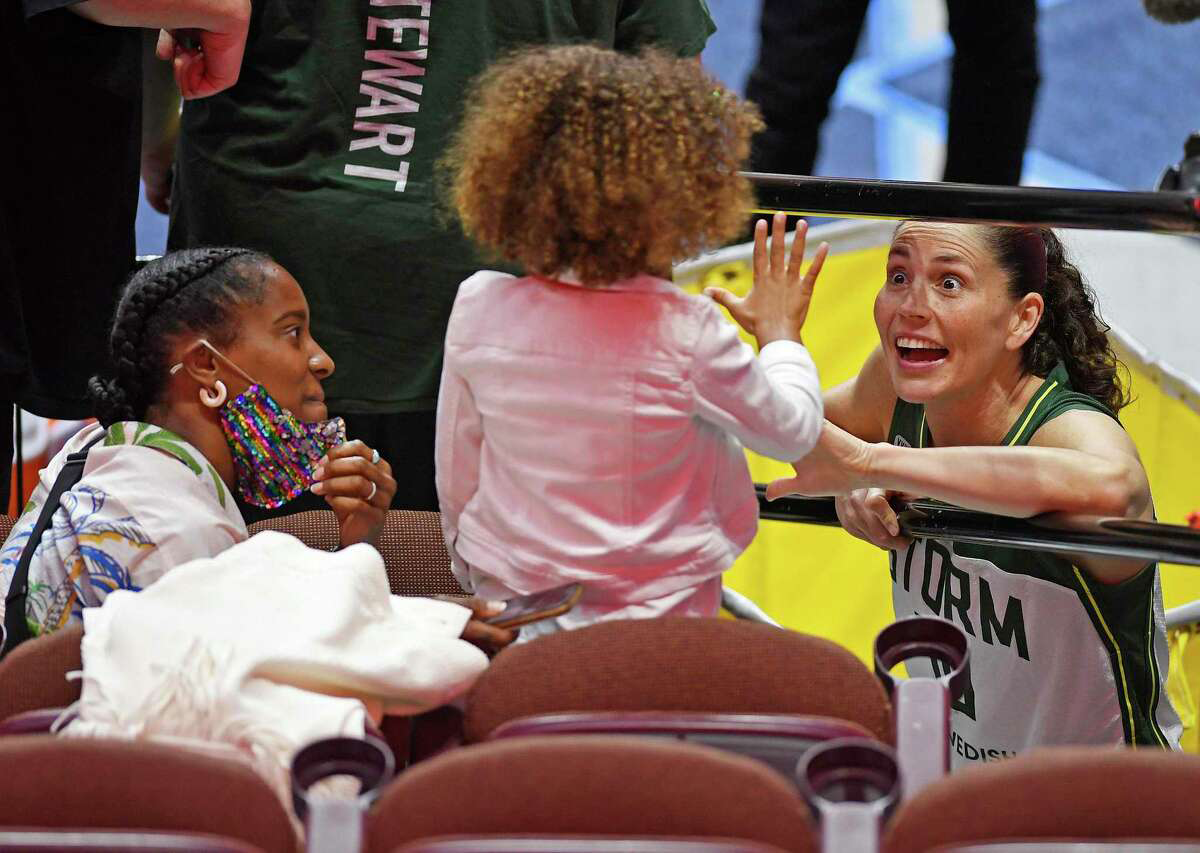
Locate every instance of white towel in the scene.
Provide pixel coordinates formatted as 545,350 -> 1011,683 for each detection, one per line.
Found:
61,530 -> 488,803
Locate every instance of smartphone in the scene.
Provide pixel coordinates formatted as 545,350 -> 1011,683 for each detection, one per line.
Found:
485,583 -> 583,629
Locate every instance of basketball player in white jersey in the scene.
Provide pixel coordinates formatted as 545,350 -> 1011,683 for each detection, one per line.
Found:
712,220 -> 1181,763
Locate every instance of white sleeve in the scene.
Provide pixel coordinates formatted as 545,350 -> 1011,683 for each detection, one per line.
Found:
434,342 -> 483,577
691,302 -> 823,461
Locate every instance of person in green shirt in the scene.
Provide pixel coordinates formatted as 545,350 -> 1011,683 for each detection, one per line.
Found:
154,0 -> 716,512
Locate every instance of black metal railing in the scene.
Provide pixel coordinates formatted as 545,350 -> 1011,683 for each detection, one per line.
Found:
754,485 -> 1200,567
745,172 -> 1200,235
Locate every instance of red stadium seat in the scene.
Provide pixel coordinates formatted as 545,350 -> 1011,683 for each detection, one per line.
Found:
248,509 -> 465,597
0,736 -> 297,852
393,837 -> 790,852
885,748 -> 1200,852
0,829 -> 264,851
489,710 -> 872,783
0,623 -> 82,724
463,618 -> 893,745
366,735 -> 817,853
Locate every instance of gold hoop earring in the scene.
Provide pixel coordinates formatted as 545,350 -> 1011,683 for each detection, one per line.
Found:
200,381 -> 228,408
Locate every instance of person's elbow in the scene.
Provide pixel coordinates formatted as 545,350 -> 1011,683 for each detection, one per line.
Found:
1091,461 -> 1149,519
755,398 -> 824,462
1055,457 -> 1148,519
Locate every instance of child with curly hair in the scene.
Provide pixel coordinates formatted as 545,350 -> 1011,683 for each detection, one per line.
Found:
437,45 -> 828,636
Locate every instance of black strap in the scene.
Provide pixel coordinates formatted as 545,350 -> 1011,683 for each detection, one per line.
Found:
2,434 -> 104,658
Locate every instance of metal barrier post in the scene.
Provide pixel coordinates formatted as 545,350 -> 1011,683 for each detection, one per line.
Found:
291,735 -> 395,853
874,616 -> 970,801
797,738 -> 899,853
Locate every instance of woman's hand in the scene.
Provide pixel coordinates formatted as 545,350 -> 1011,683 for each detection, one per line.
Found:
311,440 -> 397,548
835,489 -> 913,551
705,211 -> 829,348
768,423 -> 913,550
448,597 -> 516,652
765,420 -> 877,499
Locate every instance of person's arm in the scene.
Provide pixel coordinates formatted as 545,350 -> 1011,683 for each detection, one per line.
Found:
691,312 -> 823,461
696,214 -> 826,460
395,595 -> 515,652
141,29 -> 181,214
68,0 -> 250,99
768,409 -> 1154,582
822,345 -> 895,442
877,411 -> 1146,519
67,0 -> 244,28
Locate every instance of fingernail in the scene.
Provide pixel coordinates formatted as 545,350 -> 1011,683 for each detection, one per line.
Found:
313,466 -> 325,479
310,481 -> 325,494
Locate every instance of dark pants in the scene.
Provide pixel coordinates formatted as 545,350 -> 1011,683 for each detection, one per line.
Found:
236,409 -> 439,525
1,403 -> 11,517
746,0 -> 1039,185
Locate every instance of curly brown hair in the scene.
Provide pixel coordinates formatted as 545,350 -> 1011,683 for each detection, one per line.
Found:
445,45 -> 764,285
982,225 -> 1131,413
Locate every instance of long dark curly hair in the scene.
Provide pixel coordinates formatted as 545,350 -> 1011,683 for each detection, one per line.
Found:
983,226 -> 1130,413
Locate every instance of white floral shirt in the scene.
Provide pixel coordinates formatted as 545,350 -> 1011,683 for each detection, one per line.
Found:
0,422 -> 246,638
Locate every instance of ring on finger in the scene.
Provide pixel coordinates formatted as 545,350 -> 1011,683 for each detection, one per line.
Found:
366,481 -> 378,502
370,448 -> 380,465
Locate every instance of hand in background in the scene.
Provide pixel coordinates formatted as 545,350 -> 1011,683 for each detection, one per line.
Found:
141,122 -> 177,214
71,0 -> 251,99
156,19 -> 249,100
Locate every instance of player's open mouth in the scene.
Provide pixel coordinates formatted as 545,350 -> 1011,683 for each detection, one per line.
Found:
896,335 -> 949,368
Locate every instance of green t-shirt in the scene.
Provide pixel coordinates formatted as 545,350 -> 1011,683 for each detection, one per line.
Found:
169,0 -> 715,413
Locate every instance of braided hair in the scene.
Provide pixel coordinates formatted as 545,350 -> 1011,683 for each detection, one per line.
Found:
982,226 -> 1130,413
88,247 -> 271,427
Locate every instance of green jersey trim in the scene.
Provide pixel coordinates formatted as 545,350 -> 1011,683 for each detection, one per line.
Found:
1008,379 -> 1060,445
1145,593 -> 1168,746
1070,564 -> 1138,744
1068,563 -> 1171,747
914,374 -> 1064,450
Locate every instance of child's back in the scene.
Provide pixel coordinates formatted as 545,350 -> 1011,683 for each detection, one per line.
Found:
439,269 -> 820,607
438,46 -> 829,632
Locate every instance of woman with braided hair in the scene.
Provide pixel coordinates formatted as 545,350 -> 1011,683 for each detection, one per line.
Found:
747,222 -> 1183,760
0,248 -> 409,641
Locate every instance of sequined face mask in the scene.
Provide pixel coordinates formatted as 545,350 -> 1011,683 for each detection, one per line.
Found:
172,340 -> 346,508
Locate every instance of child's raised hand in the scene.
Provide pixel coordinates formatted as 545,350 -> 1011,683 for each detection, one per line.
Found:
705,212 -> 829,349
